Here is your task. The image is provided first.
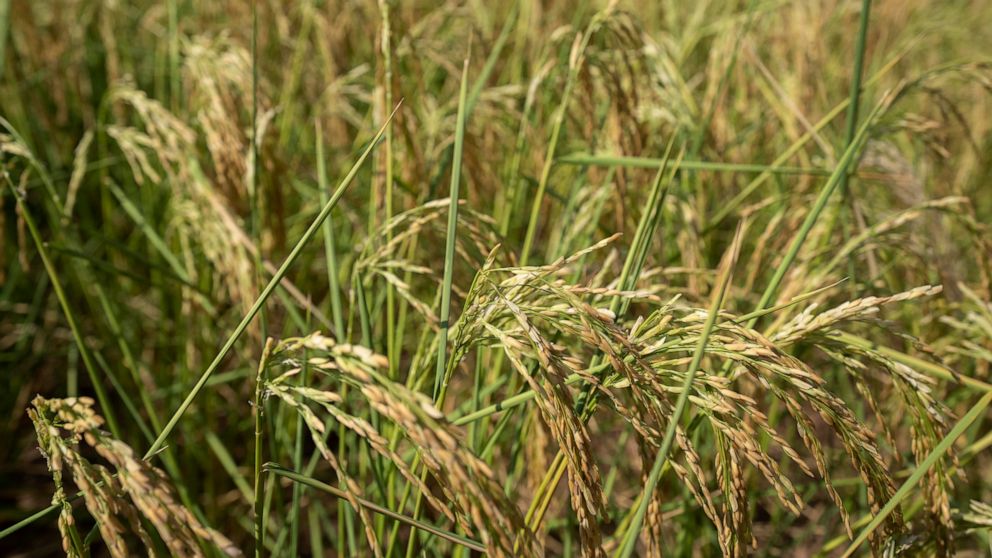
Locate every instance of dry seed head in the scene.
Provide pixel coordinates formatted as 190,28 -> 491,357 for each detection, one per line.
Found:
29,397 -> 241,557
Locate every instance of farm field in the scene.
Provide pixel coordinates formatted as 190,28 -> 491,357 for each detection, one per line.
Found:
1,0 -> 992,556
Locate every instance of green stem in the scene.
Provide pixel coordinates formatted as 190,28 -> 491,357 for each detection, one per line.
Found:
615,226 -> 742,558
838,0 -> 873,196
6,178 -> 121,438
254,339 -> 274,558
559,153 -> 831,176
746,100 -> 885,330
840,391 -> 992,557
144,105 -> 400,460
433,56 -> 470,400
265,464 -> 486,553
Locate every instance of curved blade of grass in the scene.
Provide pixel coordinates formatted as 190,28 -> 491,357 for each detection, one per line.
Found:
144,103 -> 401,460
615,223 -> 743,558
264,464 -> 486,553
840,391 -> 992,558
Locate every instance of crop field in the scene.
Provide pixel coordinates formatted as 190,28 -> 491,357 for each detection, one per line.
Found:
1,0 -> 992,556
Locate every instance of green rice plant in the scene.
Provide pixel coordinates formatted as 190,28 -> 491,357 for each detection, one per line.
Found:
3,1 -> 992,557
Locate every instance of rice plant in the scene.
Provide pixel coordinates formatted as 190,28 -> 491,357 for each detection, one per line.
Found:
2,0 -> 992,556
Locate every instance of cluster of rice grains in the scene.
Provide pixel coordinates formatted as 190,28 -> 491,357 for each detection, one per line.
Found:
29,397 -> 240,557
251,235 -> 960,556
264,334 -> 540,557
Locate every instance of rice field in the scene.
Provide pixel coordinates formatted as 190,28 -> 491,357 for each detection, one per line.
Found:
1,0 -> 992,556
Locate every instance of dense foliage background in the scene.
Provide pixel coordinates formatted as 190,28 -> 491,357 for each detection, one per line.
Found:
1,0 -> 992,556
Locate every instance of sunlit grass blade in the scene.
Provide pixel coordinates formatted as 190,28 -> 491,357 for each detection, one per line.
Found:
745,98 -> 887,330
615,223 -> 744,558
840,391 -> 992,557
144,103 -> 401,460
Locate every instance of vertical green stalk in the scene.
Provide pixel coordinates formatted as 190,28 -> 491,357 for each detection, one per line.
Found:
0,0 -> 10,81
613,140 -> 681,318
253,339 -> 274,558
616,225 -> 742,558
308,507 -> 324,557
66,346 -> 78,397
250,0 -> 268,338
402,52 -> 470,558
835,0 -> 873,290
277,1 -> 316,147
378,0 -> 398,381
432,55 -> 470,401
839,0 -> 872,197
